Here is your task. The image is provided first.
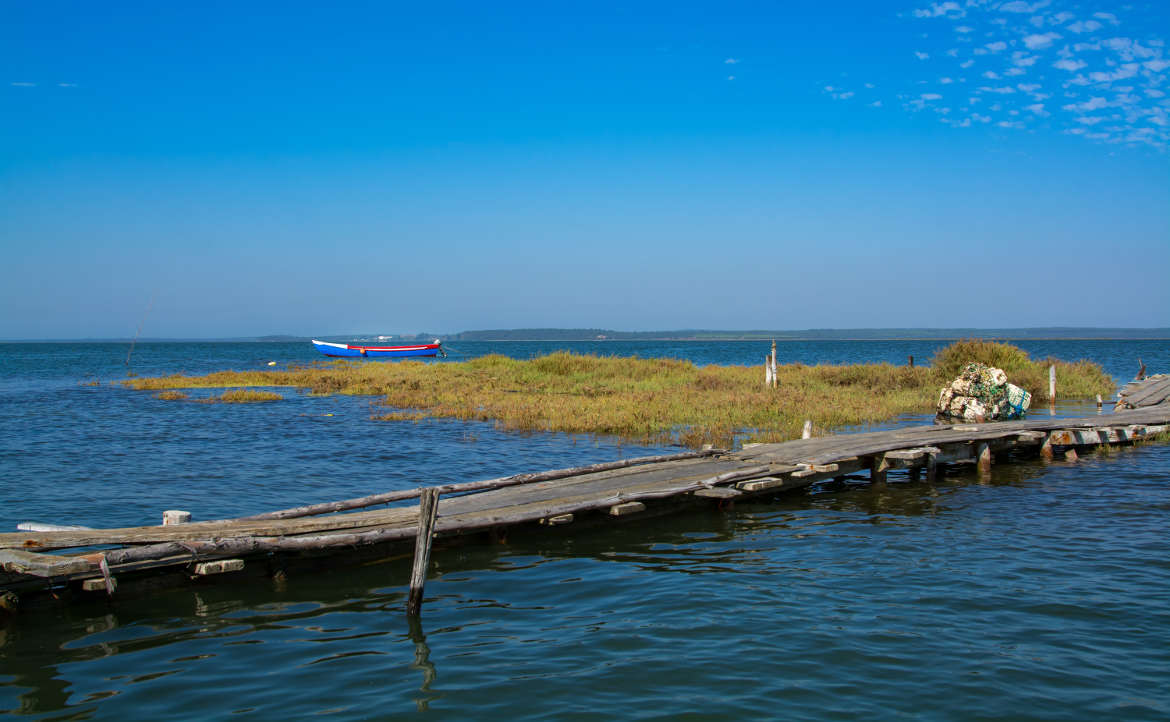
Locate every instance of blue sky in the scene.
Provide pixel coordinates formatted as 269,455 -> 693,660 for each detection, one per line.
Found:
2,0 -> 1167,339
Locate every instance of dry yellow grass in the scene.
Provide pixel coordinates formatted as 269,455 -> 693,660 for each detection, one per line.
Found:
123,341 -> 1114,447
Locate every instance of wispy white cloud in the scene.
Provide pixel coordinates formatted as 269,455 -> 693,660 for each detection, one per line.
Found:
999,1 -> 1049,14
1063,96 -> 1107,112
895,0 -> 1170,149
10,81 -> 36,87
1022,31 -> 1061,49
1066,20 -> 1102,34
913,2 -> 964,19
1053,58 -> 1086,72
724,58 -> 739,65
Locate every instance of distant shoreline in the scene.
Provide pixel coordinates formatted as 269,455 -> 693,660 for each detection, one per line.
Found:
4,328 -> 1170,344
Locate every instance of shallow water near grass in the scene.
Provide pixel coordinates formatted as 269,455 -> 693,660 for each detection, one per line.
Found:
1,340 -> 1168,720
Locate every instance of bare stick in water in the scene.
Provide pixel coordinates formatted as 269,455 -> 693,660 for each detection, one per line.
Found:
125,292 -> 156,368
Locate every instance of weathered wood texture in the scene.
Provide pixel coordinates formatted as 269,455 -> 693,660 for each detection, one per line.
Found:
1117,375 -> 1170,410
406,488 -> 440,615
2,404 -> 1168,595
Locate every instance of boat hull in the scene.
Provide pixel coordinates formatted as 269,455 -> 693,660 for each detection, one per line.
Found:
311,340 -> 441,358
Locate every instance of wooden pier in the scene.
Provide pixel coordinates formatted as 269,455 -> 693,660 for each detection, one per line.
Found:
2,386 -> 1168,611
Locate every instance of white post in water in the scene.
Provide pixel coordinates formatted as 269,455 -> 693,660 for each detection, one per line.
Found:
802,420 -> 812,439
770,340 -> 778,389
163,510 -> 191,525
1049,365 -> 1056,406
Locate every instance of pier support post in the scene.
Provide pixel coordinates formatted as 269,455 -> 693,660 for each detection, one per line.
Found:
802,420 -> 812,440
406,488 -> 440,616
976,442 -> 992,473
870,454 -> 888,485
1049,365 -> 1056,408
1039,433 -> 1054,460
925,452 -> 937,482
163,510 -> 191,525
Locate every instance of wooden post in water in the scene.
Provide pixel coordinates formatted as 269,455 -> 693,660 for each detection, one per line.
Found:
1049,365 -> 1056,407
976,442 -> 992,473
1096,394 -> 1103,410
908,355 -> 914,368
406,488 -> 440,616
770,340 -> 778,389
1039,432 -> 1054,460
870,454 -> 888,485
1137,359 -> 1146,381
162,510 -> 191,525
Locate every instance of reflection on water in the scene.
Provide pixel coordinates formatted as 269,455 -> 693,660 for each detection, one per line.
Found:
2,339 -> 1168,719
2,442 -> 1169,719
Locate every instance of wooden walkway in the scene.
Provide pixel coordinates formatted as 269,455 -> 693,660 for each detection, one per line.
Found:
3,390 -> 1169,607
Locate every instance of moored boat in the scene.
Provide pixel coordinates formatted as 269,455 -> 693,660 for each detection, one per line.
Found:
311,339 -> 444,359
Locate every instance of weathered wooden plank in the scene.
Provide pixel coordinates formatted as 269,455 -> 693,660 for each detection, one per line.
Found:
0,549 -> 97,577
0,506 -> 421,551
1120,376 -> 1170,408
693,487 -> 741,499
239,449 -> 720,521
609,502 -> 646,516
736,476 -> 786,492
193,559 -> 245,576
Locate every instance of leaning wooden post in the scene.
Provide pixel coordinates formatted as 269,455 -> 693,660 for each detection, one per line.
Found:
406,488 -> 440,616
1049,365 -> 1056,407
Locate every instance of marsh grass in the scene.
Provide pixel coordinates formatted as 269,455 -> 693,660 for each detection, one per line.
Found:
930,339 -> 1113,403
123,342 -> 1115,447
153,390 -> 188,401
194,389 -> 283,404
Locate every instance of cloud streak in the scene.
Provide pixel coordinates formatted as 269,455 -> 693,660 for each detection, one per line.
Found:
848,1 -> 1170,150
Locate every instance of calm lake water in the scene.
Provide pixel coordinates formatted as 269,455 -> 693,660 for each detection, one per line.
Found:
1,339 -> 1168,720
